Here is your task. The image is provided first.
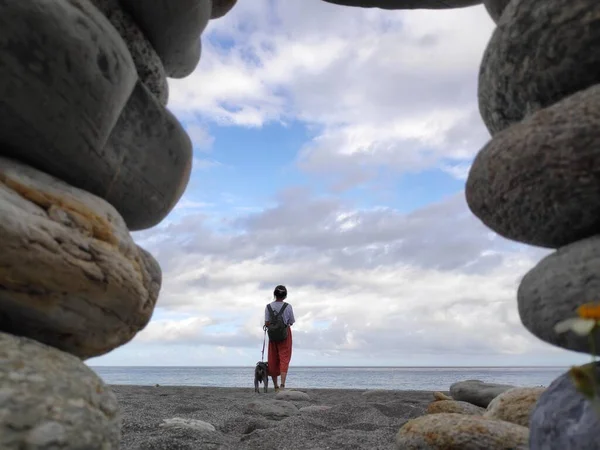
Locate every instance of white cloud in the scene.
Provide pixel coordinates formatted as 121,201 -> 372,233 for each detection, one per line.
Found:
117,189 -> 565,365
168,1 -> 495,185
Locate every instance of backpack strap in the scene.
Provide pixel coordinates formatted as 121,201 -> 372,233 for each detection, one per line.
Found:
267,304 -> 277,320
279,302 -> 288,316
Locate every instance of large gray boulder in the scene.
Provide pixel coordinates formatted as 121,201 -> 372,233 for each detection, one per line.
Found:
466,84 -> 600,249
530,363 -> 600,450
518,235 -> 600,354
0,332 -> 120,449
479,0 -> 600,135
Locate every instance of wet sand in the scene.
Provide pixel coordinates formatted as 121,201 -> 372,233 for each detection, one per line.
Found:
112,385 -> 438,449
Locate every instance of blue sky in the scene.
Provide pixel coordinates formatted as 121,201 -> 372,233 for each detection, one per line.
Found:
88,1 -> 587,368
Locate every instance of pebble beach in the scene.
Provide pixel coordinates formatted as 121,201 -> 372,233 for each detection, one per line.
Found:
113,385 -> 435,450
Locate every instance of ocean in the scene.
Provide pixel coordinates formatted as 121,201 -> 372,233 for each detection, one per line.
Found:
90,366 -> 566,390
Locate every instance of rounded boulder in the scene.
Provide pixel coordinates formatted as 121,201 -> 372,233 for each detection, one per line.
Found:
518,235 -> 600,354
466,84 -> 600,249
479,0 -> 600,135
0,156 -> 161,359
484,387 -> 546,427
396,413 -> 529,450
0,332 -> 120,449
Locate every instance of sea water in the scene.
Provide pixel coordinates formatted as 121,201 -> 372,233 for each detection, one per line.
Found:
90,366 -> 565,390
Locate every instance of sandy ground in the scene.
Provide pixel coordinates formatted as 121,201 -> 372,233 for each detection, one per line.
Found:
112,385 -> 437,450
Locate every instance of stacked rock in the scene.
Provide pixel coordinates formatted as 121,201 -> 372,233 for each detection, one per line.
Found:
465,0 -> 600,448
0,0 -> 236,448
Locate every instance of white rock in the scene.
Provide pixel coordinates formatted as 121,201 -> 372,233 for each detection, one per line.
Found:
160,418 -> 216,432
275,390 -> 311,401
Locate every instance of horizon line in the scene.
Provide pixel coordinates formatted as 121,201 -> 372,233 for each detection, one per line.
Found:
88,365 -> 568,369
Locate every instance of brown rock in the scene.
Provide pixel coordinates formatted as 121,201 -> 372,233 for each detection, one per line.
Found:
466,84 -> 600,248
0,156 -> 161,359
396,413 -> 529,449
432,392 -> 453,401
322,0 -> 481,9
427,400 -> 485,415
484,387 -> 545,427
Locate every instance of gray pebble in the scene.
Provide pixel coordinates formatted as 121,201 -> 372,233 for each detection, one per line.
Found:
479,0 -> 600,135
518,235 -> 600,354
530,363 -> 600,450
0,156 -> 161,359
0,332 -> 120,449
120,0 -> 211,78
91,0 -> 169,104
0,0 -> 136,172
322,0 -> 482,8
466,84 -> 600,248
449,380 -> 515,408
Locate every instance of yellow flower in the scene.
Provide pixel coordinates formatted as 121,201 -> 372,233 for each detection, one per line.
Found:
554,302 -> 600,336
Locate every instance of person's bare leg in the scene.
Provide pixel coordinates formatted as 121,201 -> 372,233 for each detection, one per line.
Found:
271,375 -> 279,390
280,372 -> 287,388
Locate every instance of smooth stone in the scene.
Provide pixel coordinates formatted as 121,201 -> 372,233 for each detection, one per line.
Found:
450,380 -> 515,408
0,332 -> 120,449
299,405 -> 332,413
484,387 -> 545,427
244,400 -> 299,420
91,0 -> 169,104
427,400 -> 485,415
119,0 -> 211,78
322,0 -> 481,9
518,235 -> 600,354
466,85 -> 600,249
211,0 -> 238,18
478,0 -> 600,135
362,389 -> 391,397
483,0 -> 510,22
160,418 -> 216,432
432,392 -> 453,401
101,81 -> 193,230
530,363 -> 600,450
396,413 -> 529,450
0,0 -> 136,169
0,156 -> 161,359
2,80 -> 192,231
275,390 -> 311,401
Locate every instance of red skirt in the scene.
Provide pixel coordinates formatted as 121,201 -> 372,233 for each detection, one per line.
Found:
268,327 -> 293,377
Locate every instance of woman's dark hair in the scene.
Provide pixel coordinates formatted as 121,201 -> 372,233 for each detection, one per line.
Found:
274,285 -> 287,300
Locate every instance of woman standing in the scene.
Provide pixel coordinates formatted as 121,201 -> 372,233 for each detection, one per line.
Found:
264,285 -> 295,391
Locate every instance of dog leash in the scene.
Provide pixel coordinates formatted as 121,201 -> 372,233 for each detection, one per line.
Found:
261,327 -> 266,362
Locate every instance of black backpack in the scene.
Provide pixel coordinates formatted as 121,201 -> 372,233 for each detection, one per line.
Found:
267,303 -> 289,342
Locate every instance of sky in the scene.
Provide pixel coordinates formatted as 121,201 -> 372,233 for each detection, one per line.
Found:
88,0 -> 587,368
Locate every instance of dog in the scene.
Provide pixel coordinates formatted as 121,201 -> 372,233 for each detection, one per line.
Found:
254,361 -> 269,393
